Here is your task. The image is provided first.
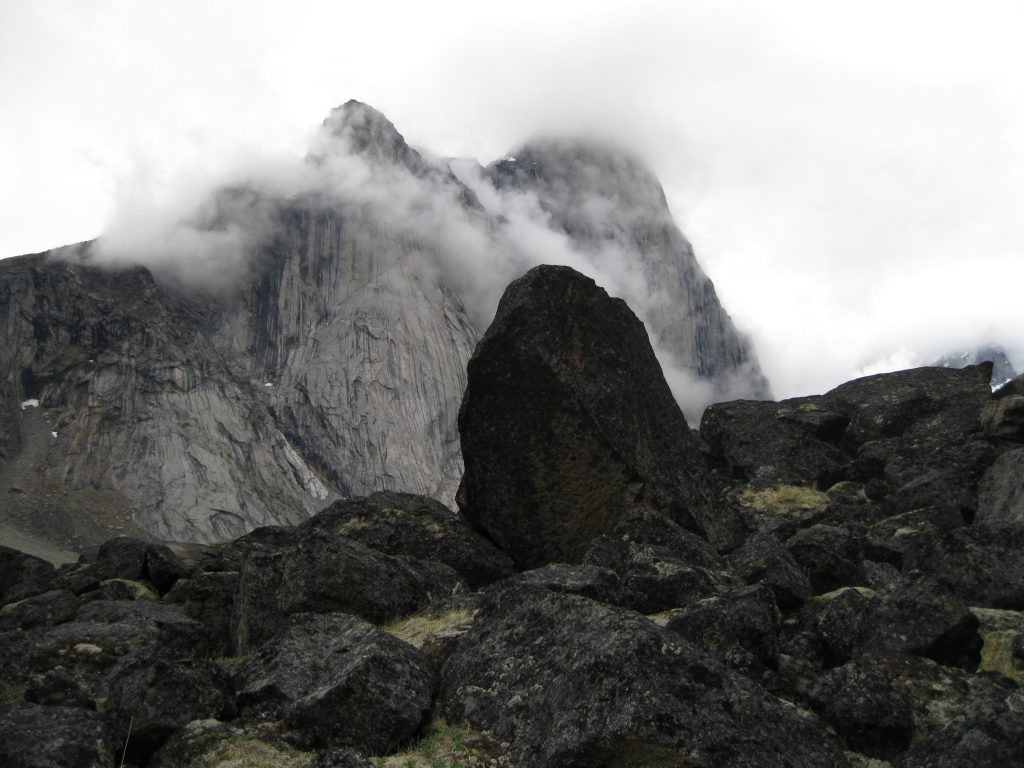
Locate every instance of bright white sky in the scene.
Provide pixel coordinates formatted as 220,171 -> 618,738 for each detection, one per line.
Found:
1,0 -> 1021,398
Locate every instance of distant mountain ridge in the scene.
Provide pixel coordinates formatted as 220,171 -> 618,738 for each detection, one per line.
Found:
0,100 -> 769,546
935,345 -> 1017,391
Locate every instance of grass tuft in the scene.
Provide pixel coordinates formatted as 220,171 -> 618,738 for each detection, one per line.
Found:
372,720 -> 509,768
739,485 -> 828,516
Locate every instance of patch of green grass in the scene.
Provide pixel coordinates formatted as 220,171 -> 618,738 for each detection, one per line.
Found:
739,485 -> 828,516
372,720 -> 509,768
978,630 -> 1024,686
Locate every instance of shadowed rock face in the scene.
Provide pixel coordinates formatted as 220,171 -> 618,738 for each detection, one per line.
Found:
457,264 -> 713,568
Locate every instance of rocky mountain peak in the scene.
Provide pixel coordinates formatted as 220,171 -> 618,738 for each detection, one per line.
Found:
489,137 -> 670,216
315,99 -> 425,173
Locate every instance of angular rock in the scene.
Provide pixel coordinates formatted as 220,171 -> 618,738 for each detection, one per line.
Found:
908,523 -> 1024,609
809,661 -> 914,760
237,613 -> 434,752
729,534 -> 813,609
511,563 -> 622,605
150,718 -> 324,768
802,587 -> 877,667
0,701 -> 107,768
860,578 -> 982,669
106,658 -> 236,764
701,398 -> 850,488
439,583 -> 847,767
976,449 -> 1024,524
232,526 -> 464,653
0,588 -> 77,632
863,505 -> 963,569
664,584 -> 781,674
457,264 -> 713,568
785,524 -> 866,594
304,491 -> 515,588
980,395 -> 1024,441
0,546 -> 57,605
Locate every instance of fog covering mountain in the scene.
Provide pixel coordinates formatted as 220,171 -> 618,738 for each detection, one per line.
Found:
0,101 -> 768,545
935,345 -> 1018,391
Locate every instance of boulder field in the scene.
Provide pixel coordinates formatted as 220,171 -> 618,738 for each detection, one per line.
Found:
2,265 -> 1023,767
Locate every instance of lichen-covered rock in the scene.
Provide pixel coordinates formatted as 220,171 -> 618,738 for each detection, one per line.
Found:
304,491 -> 515,588
0,588 -> 77,632
785,524 -> 866,594
149,718 -> 320,768
729,534 -> 813,609
237,613 -> 434,752
457,264 -> 713,568
510,563 -> 622,605
980,395 -> 1024,442
863,506 -> 963,569
0,701 -> 107,768
665,584 -> 781,675
0,546 -> 57,605
439,583 -> 847,767
976,449 -> 1024,524
106,658 -> 236,764
231,526 -> 464,653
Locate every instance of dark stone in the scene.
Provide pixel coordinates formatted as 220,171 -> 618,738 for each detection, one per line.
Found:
0,588 -> 78,631
823,364 -> 993,445
701,397 -> 850,489
976,448 -> 1024,524
309,749 -> 376,767
861,578 -> 982,670
182,570 -> 239,657
149,719 -> 316,768
810,661 -> 914,759
511,563 -> 622,604
0,701 -> 107,768
665,584 -> 781,674
237,613 -> 434,752
980,395 -> 1024,442
608,508 -> 725,570
457,265 -> 712,568
232,526 -> 464,653
0,546 -> 58,606
304,491 -> 516,589
864,505 -> 963,569
106,658 -> 236,765
439,583 -> 846,767
801,587 -> 876,667
785,524 -> 865,594
728,534 -> 813,609
584,535 -> 740,613
908,523 -> 1024,609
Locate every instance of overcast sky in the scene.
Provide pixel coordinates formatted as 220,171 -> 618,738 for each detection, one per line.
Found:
2,0 -> 1021,398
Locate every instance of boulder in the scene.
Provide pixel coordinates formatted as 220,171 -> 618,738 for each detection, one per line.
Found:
664,584 -> 781,675
231,526 -> 464,653
106,658 -> 236,764
976,449 -> 1024,524
801,587 -> 877,666
0,588 -> 78,632
237,613 -> 434,752
150,718 -> 328,768
728,534 -> 813,609
0,701 -> 107,768
439,583 -> 847,767
0,546 -> 57,605
511,563 -> 622,605
304,491 -> 515,588
908,523 -> 1024,609
701,398 -> 850,488
980,395 -> 1024,441
785,524 -> 866,594
457,265 -> 712,568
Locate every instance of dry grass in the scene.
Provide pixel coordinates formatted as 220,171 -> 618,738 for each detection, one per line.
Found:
739,485 -> 828,516
192,735 -> 312,768
383,607 -> 476,649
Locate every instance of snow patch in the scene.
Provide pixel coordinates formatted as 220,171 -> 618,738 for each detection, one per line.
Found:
21,399 -> 40,409
264,382 -> 273,387
51,431 -> 58,438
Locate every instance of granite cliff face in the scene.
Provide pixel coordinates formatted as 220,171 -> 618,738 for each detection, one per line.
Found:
1,101 -> 768,545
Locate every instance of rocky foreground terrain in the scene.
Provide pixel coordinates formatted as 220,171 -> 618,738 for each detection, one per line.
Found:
2,265 -> 1024,767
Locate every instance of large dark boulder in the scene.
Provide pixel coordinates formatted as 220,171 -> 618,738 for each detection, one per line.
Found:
304,491 -> 515,588
700,397 -> 850,488
105,658 -> 236,765
439,583 -> 847,767
231,526 -> 464,654
457,265 -> 712,568
0,701 -> 107,768
237,613 -> 434,753
0,546 -> 58,605
976,449 -> 1024,524
907,523 -> 1024,609
728,534 -> 813,609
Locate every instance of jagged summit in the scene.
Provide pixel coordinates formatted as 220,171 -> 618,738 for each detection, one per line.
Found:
490,137 -> 670,215
315,99 -> 425,173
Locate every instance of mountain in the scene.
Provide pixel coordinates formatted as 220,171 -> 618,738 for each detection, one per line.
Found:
0,101 -> 768,547
935,345 -> 1018,391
